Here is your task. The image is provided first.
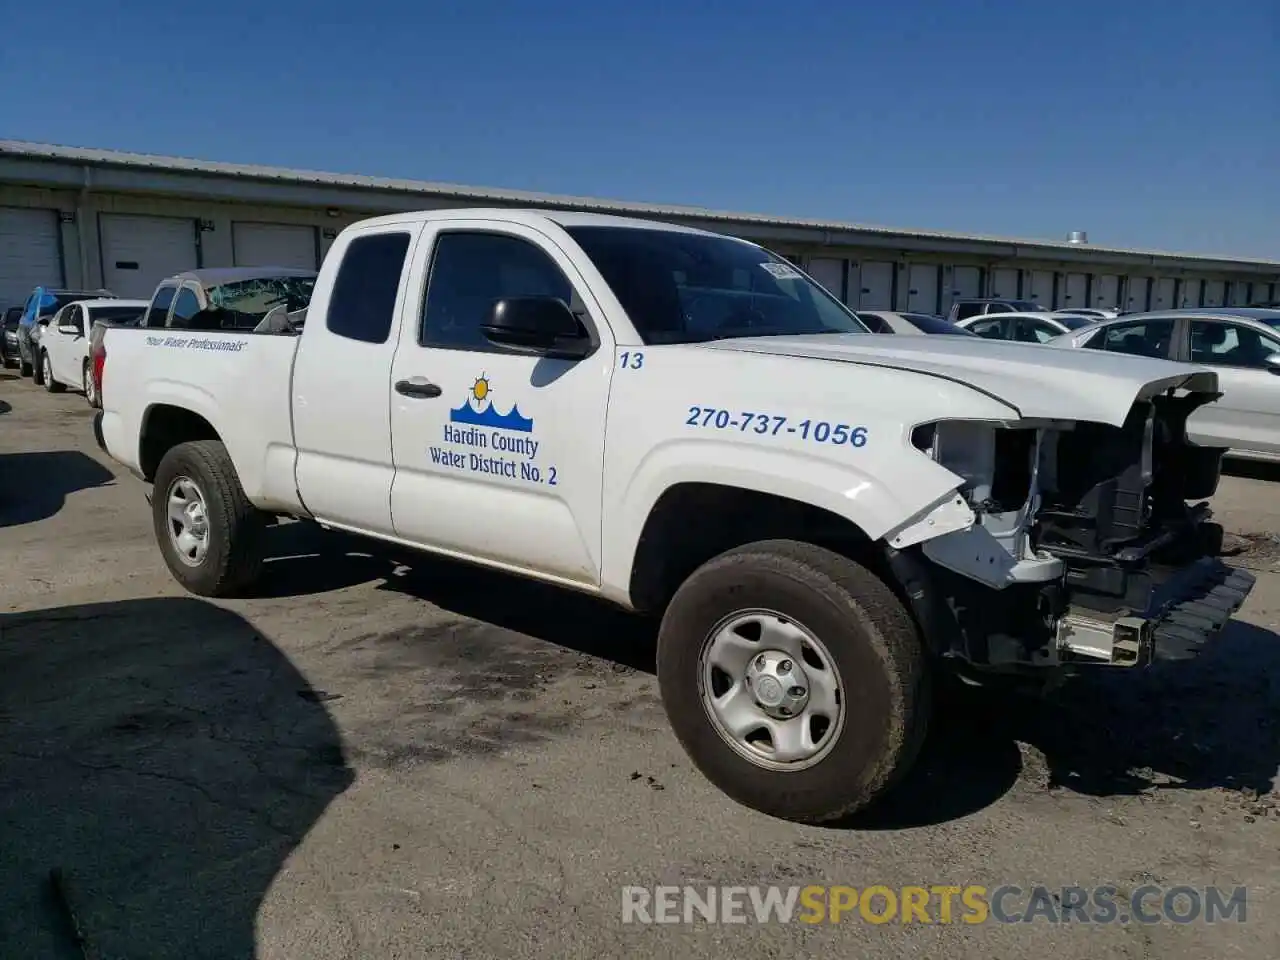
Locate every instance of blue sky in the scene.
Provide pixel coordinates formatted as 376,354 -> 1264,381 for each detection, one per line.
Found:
2,0 -> 1276,257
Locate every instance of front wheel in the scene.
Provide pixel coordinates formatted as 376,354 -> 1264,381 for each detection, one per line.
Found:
152,440 -> 267,597
42,352 -> 64,393
657,539 -> 929,824
19,357 -> 32,378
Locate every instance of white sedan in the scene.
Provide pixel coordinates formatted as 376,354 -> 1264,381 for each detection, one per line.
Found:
854,310 -> 978,336
955,310 -> 1098,343
40,298 -> 148,403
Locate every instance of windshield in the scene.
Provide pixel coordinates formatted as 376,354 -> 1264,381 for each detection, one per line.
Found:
564,226 -> 869,344
89,306 -> 146,324
206,276 -> 316,328
1055,314 -> 1095,330
36,292 -> 99,320
903,313 -> 974,335
1011,299 -> 1044,312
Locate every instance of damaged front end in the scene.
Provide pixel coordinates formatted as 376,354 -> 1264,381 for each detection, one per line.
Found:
887,382 -> 1256,676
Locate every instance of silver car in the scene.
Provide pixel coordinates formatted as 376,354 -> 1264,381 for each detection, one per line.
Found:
1049,307 -> 1280,462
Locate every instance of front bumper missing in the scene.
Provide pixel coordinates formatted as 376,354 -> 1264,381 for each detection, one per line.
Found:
1056,557 -> 1256,666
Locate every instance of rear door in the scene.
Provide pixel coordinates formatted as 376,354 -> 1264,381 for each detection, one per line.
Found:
1181,318 -> 1280,456
387,220 -> 614,584
291,223 -> 419,536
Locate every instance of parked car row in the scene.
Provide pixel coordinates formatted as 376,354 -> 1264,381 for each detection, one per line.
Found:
1,285 -> 149,406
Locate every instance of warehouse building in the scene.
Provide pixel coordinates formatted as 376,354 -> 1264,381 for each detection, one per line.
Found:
1,139 -> 1277,315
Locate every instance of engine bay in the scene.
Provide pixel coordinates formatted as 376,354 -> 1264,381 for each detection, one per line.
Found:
897,386 -> 1241,674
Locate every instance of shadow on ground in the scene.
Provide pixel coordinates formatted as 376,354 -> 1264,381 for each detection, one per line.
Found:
0,451 -> 115,527
0,597 -> 354,960
249,524 -> 1280,828
0,398 -> 10,415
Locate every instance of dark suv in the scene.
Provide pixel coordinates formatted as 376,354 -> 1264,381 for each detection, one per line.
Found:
947,297 -> 1045,323
1,306 -> 21,367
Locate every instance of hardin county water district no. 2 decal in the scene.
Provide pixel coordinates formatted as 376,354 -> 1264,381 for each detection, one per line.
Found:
448,374 -> 534,433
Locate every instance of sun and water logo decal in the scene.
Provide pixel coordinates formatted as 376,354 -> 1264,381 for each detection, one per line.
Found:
448,374 -> 534,433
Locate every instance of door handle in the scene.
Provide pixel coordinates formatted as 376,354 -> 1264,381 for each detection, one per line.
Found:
395,377 -> 443,399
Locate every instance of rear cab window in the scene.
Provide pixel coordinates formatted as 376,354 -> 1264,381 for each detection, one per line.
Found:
326,232 -> 413,344
145,286 -> 177,328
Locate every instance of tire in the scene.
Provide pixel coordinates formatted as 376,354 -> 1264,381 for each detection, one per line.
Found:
41,352 -> 64,393
151,440 -> 267,597
657,539 -> 929,824
19,358 -> 32,378
83,360 -> 98,407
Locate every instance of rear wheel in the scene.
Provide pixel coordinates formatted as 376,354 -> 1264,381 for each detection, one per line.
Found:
152,440 -> 267,597
41,352 -> 64,393
83,360 -> 97,407
657,539 -> 929,824
20,356 -> 32,378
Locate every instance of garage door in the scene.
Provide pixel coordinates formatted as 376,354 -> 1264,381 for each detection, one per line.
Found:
1253,282 -> 1275,304
1125,277 -> 1151,312
0,207 -> 63,308
1061,273 -> 1088,310
950,266 -> 982,303
1179,278 -> 1203,307
858,261 -> 895,308
905,263 -> 940,314
806,257 -> 847,303
1026,271 -> 1056,308
1228,281 -> 1252,306
1152,277 -> 1177,309
1092,275 -> 1120,309
100,214 -> 199,299
232,222 -> 318,270
1202,280 -> 1225,307
989,267 -> 1019,299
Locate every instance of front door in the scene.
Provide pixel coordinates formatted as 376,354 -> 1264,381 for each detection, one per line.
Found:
388,220 -> 615,585
1184,317 -> 1280,456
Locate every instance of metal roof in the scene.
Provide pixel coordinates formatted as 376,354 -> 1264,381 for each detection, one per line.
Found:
2,138 -> 1278,269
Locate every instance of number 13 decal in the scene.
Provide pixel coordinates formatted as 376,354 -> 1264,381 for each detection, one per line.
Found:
619,351 -> 644,369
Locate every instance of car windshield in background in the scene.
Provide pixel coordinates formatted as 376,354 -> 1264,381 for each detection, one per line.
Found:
1055,314 -> 1096,330
38,293 -> 97,318
904,313 -> 974,335
564,226 -> 869,344
1011,300 -> 1044,312
90,306 -> 145,324
206,276 -> 317,328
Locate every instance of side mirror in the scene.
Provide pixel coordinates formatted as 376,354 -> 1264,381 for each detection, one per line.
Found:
481,297 -> 590,358
58,323 -> 80,336
1264,353 -> 1280,375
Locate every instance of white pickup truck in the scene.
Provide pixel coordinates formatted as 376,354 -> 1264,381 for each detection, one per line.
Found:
94,208 -> 1255,823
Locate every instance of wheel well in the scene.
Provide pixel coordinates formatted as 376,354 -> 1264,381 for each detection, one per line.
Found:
627,482 -> 885,615
140,405 -> 221,481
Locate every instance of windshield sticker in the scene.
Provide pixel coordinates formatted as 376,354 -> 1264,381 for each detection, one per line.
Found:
759,262 -> 803,281
428,374 -> 559,486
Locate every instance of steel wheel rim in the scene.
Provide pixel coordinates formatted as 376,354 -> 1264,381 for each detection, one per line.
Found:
84,364 -> 95,403
165,475 -> 212,567
43,355 -> 51,385
698,608 -> 846,772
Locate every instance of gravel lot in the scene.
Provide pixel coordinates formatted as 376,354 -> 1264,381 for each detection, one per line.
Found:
2,371 -> 1278,959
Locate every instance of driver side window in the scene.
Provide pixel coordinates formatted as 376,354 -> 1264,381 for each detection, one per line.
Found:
420,231 -> 574,351
1190,320 -> 1280,368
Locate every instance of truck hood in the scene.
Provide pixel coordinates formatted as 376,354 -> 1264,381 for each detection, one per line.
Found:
699,333 -> 1219,427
